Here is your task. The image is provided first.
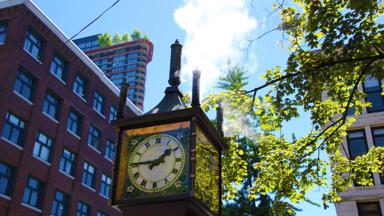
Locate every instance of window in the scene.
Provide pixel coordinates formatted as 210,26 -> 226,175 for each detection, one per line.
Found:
59,149 -> 75,176
93,91 -> 105,114
105,140 -> 115,161
13,69 -> 35,102
2,112 -> 26,146
73,75 -> 87,99
23,30 -> 43,60
33,132 -> 53,163
97,211 -> 109,216
43,91 -> 60,120
82,162 -> 96,189
100,174 -> 111,198
347,130 -> 368,159
109,106 -> 117,123
372,127 -> 384,147
0,21 -> 8,44
363,75 -> 384,113
357,202 -> 382,216
76,201 -> 90,216
50,190 -> 68,216
0,162 -> 13,196
22,176 -> 43,208
87,126 -> 101,151
67,110 -> 82,136
50,55 -> 66,81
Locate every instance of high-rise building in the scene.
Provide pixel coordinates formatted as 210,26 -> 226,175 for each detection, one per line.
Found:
0,0 -> 141,215
334,75 -> 384,216
73,34 -> 154,110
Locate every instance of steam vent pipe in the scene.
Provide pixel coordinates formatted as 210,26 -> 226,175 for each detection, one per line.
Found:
117,78 -> 129,119
191,70 -> 201,107
169,40 -> 182,87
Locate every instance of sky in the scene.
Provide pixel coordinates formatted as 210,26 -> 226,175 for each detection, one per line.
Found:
32,0 -> 336,215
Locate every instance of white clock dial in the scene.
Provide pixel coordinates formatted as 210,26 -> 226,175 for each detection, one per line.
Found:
128,134 -> 186,192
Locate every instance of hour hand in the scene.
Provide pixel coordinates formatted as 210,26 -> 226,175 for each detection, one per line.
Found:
130,160 -> 154,166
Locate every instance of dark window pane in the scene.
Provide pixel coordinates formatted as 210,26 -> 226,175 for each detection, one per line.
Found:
347,131 -> 368,159
13,69 -> 35,102
0,21 -> 8,44
22,176 -> 42,208
363,76 -> 384,113
50,190 -> 68,216
50,55 -> 66,80
357,202 -> 382,216
59,149 -> 75,176
23,30 -> 43,60
32,132 -> 53,162
1,112 -> 26,146
0,162 -> 13,196
43,91 -> 60,120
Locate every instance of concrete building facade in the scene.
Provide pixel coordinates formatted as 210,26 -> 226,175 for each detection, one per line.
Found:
0,0 -> 141,215
73,34 -> 154,111
335,75 -> 384,216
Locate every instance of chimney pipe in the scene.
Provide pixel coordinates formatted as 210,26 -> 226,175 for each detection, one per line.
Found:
168,40 -> 182,87
117,78 -> 129,119
191,70 -> 201,107
216,103 -> 224,137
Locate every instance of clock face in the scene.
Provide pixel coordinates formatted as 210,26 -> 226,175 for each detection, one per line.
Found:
127,134 -> 186,193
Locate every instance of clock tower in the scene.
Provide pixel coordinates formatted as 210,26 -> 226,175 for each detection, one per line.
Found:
111,40 -> 225,216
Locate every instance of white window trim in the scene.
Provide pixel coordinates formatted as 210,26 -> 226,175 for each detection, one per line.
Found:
73,90 -> 87,103
81,182 -> 96,192
50,71 -> 66,85
42,111 -> 59,124
104,156 -> 114,164
99,192 -> 110,200
0,193 -> 11,201
88,144 -> 101,154
21,202 -> 42,213
32,155 -> 51,166
59,170 -> 75,180
13,90 -> 33,106
23,47 -> 43,64
1,137 -> 23,150
93,108 -> 105,119
66,129 -> 81,140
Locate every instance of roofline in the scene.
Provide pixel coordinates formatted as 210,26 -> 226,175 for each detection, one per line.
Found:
0,0 -> 143,116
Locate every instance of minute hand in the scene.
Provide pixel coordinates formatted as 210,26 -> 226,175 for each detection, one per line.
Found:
130,160 -> 155,166
148,149 -> 173,169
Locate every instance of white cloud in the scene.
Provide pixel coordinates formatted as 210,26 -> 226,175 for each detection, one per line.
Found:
174,0 -> 257,95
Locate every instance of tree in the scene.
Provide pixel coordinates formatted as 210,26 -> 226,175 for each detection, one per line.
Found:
97,33 -> 112,47
131,29 -> 142,40
217,65 -> 249,91
143,34 -> 150,41
234,0 -> 384,212
122,32 -> 130,42
113,33 -> 122,44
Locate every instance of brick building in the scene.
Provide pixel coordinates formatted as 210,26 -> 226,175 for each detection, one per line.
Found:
0,0 -> 141,215
73,34 -> 154,111
334,75 -> 384,216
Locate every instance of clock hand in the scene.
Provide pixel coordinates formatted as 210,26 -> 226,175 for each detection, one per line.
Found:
130,160 -> 156,166
148,148 -> 173,169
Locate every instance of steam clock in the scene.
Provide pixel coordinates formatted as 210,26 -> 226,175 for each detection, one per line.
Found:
111,40 -> 225,216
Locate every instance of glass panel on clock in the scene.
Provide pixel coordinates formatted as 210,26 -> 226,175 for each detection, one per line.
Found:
194,125 -> 220,214
115,121 -> 190,203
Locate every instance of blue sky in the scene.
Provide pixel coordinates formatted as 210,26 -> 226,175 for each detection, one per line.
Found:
33,0 -> 336,215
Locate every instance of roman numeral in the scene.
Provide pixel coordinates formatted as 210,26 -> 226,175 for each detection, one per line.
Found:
152,182 -> 157,189
144,142 -> 150,148
132,172 -> 140,179
164,178 -> 169,184
176,158 -> 182,162
156,137 -> 161,143
140,180 -> 147,187
172,168 -> 178,174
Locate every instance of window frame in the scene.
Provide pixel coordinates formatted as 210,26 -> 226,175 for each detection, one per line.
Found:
0,20 -> 8,45
23,29 -> 44,61
100,174 -> 111,198
67,109 -> 82,137
32,131 -> 53,163
50,54 -> 67,82
42,90 -> 61,121
109,106 -> 117,123
82,162 -> 96,189
0,161 -> 13,197
50,190 -> 69,216
1,112 -> 26,147
13,68 -> 35,103
105,140 -> 115,161
87,125 -> 101,151
59,148 -> 76,177
363,75 -> 384,113
372,127 -> 384,147
73,74 -> 88,100
76,201 -> 90,216
93,91 -> 105,115
357,201 -> 383,216
346,130 -> 369,159
22,176 -> 43,208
